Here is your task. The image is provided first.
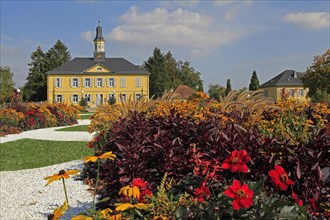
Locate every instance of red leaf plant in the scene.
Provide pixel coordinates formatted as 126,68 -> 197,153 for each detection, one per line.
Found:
224,179 -> 254,211
221,149 -> 251,173
268,164 -> 294,191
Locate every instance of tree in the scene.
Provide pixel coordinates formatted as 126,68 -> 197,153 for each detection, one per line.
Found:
226,78 -> 232,96
143,47 -> 204,98
0,66 -> 15,104
249,70 -> 260,91
301,49 -> 330,102
23,40 -> 71,101
207,83 -> 226,102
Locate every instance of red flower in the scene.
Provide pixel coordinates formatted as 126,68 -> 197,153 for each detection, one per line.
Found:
292,192 -> 303,206
132,178 -> 148,190
224,179 -> 254,210
193,185 -> 211,202
268,165 -> 294,191
221,150 -> 250,173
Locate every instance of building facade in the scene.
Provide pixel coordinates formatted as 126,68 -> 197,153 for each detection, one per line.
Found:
260,70 -> 308,102
47,21 -> 150,107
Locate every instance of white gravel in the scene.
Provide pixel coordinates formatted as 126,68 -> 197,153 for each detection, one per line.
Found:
0,160 -> 93,220
0,119 -> 96,219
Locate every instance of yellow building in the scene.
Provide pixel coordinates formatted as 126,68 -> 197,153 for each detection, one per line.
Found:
47,21 -> 150,107
260,70 -> 308,102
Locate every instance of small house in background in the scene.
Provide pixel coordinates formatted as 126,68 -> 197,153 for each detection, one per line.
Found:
260,70 -> 308,102
173,85 -> 195,99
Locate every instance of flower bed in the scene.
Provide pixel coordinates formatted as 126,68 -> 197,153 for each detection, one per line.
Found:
0,102 -> 82,136
45,91 -> 330,219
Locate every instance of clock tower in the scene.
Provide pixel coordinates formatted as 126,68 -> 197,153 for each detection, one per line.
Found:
93,20 -> 106,62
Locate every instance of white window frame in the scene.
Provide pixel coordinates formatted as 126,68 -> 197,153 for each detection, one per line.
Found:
120,78 -> 126,88
56,94 -> 63,103
135,78 -> 141,87
289,89 -> 295,97
72,78 -> 79,88
54,78 -> 62,88
96,78 -> 103,87
107,94 -> 116,101
84,94 -> 92,102
108,78 -> 116,87
119,94 -> 127,102
84,78 -> 91,88
135,94 -> 141,101
72,94 -> 79,103
298,89 -> 304,97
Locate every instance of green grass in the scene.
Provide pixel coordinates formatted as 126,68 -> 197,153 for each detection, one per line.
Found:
78,113 -> 94,120
55,125 -> 89,132
0,139 -> 94,171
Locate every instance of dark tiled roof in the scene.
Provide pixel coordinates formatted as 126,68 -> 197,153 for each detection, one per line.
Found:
173,85 -> 195,98
260,70 -> 303,88
47,58 -> 150,75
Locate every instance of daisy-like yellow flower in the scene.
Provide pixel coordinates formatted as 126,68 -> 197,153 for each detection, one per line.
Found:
47,201 -> 68,220
118,185 -> 140,198
84,151 -> 116,163
44,169 -> 80,186
70,215 -> 93,220
115,203 -> 150,211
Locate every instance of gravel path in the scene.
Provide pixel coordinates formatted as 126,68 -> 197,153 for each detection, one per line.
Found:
0,120 -> 96,219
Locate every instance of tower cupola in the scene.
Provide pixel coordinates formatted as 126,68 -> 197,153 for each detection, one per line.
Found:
93,20 -> 106,62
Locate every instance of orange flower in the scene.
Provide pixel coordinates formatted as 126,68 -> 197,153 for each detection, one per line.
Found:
118,185 -> 140,198
84,151 -> 116,163
44,169 -> 80,186
115,203 -> 150,211
47,201 -> 68,220
71,215 -> 93,220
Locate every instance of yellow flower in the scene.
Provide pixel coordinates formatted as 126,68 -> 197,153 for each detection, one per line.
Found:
84,151 -> 116,163
71,215 -> 93,220
44,169 -> 80,186
99,208 -> 113,218
115,203 -> 150,211
48,201 -> 68,220
118,185 -> 140,198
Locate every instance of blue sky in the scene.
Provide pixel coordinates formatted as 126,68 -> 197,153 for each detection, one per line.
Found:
1,0 -> 329,91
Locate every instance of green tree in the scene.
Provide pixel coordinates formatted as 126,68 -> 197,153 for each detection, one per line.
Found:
225,78 -> 232,96
23,40 -> 71,101
249,70 -> 260,91
164,51 -> 181,89
143,47 -> 168,98
0,66 -> 15,104
207,83 -> 226,102
301,49 -> 330,102
177,61 -> 204,92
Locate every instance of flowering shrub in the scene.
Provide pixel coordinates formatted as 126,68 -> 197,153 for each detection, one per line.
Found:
0,102 -> 81,136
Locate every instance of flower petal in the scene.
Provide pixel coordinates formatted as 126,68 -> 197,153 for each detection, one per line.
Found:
115,203 -> 134,211
232,199 -> 240,210
274,164 -> 285,175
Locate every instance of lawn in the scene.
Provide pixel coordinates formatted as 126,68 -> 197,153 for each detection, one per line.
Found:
78,113 -> 94,120
55,125 -> 89,132
0,139 -> 94,171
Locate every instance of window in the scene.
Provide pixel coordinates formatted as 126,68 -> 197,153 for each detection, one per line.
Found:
135,78 -> 141,87
71,78 -> 79,88
97,67 -> 102,71
72,94 -> 79,103
84,78 -> 91,88
119,94 -> 127,102
84,94 -> 92,102
298,89 -> 304,97
96,78 -> 104,87
135,94 -> 141,100
54,78 -> 62,88
289,89 -> 295,97
56,95 -> 63,103
107,78 -> 116,87
264,90 -> 268,97
120,78 -> 126,87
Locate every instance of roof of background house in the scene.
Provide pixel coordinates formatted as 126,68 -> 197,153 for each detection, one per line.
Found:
260,70 -> 303,88
173,85 -> 195,98
47,58 -> 150,75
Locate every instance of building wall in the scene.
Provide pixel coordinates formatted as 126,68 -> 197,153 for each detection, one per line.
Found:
47,74 -> 149,107
262,86 -> 309,102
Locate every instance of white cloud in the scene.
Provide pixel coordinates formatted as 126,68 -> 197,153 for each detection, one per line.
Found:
108,6 -> 241,55
160,0 -> 199,8
80,31 -> 94,42
214,0 -> 252,6
189,49 -> 210,58
284,12 -> 330,30
1,35 -> 12,41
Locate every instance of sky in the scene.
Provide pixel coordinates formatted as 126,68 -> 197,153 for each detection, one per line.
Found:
1,0 -> 329,91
